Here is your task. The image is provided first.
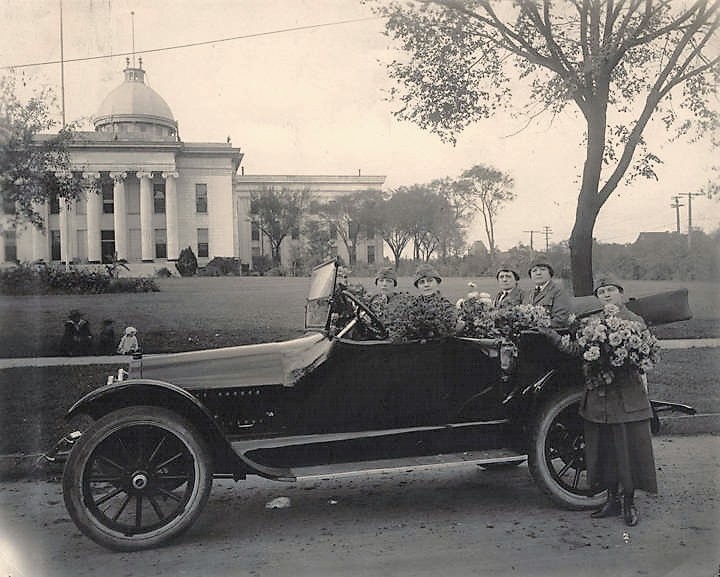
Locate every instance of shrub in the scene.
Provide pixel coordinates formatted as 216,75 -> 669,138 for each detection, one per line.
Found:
0,263 -> 160,295
176,246 -> 198,277
204,257 -> 242,276
108,277 -> 160,293
155,267 -> 173,278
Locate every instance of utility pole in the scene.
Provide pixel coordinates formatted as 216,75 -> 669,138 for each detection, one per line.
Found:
680,192 -> 704,250
523,229 -> 540,253
670,196 -> 684,233
542,226 -> 552,253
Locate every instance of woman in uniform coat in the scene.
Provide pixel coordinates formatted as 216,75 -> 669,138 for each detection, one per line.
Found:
542,276 -> 657,526
523,262 -> 571,328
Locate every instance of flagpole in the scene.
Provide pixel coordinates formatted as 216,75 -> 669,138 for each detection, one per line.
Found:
59,0 -> 66,127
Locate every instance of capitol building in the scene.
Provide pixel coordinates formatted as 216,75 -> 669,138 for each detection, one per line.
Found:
1,59 -> 385,271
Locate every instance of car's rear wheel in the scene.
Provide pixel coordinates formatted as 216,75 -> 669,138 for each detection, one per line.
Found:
63,406 -> 212,551
528,388 -> 605,510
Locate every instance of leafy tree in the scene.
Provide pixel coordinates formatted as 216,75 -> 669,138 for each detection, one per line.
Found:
314,189 -> 385,266
429,177 -> 472,259
0,74 -> 82,229
457,164 -> 515,265
249,187 -> 311,267
371,0 -> 719,295
382,187 -> 417,268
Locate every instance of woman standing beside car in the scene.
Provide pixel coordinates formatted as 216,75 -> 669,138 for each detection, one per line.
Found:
542,276 -> 657,526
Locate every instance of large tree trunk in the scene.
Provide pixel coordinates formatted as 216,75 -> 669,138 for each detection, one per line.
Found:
570,94 -> 608,296
569,216 -> 595,296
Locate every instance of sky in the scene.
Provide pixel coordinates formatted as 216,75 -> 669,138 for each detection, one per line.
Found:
0,0 -> 717,250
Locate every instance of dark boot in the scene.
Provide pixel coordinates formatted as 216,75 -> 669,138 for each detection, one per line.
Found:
591,486 -> 621,518
623,492 -> 639,526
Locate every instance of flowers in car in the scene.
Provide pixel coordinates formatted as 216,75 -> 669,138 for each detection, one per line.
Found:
493,304 -> 552,342
457,293 -> 551,342
385,293 -> 458,343
457,294 -> 496,338
570,304 -> 661,387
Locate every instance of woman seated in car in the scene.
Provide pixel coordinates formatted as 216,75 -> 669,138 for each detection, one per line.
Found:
367,266 -> 399,322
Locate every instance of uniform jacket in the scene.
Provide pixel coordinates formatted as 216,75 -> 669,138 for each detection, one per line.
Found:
523,279 -> 571,328
493,286 -> 525,308
579,307 -> 653,424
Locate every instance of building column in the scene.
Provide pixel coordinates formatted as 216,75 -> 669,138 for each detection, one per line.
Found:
31,201 -> 49,262
162,171 -> 179,260
83,172 -> 102,263
110,172 -> 128,260
137,171 -> 154,262
59,197 -> 72,265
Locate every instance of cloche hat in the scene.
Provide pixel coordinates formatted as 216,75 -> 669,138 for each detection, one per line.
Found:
375,266 -> 397,286
413,263 -> 442,287
593,274 -> 624,295
496,266 -> 520,281
528,261 -> 555,277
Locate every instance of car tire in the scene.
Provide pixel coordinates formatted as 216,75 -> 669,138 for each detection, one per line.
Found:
63,406 -> 213,551
527,388 -> 605,510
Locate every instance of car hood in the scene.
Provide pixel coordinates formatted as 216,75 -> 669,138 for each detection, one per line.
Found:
135,331 -> 333,389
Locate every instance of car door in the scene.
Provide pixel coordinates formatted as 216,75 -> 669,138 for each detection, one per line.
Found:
291,339 -> 449,433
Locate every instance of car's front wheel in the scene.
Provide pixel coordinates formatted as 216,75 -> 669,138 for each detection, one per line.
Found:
63,406 -> 213,551
528,388 -> 605,510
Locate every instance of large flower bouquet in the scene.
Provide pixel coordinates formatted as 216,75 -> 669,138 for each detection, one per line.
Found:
493,304 -> 551,342
385,293 -> 458,343
457,296 -> 496,338
570,304 -> 661,387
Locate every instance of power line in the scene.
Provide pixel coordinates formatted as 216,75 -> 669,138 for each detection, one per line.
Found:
523,229 -> 540,252
1,16 -> 383,71
542,226 -> 552,252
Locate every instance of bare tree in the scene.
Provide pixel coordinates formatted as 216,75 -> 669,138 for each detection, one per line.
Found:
371,0 -> 719,294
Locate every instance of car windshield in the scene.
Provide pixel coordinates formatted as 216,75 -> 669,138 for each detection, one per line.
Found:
305,259 -> 337,330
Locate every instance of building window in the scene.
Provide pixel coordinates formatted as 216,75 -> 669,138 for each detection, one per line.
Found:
366,224 -> 375,239
155,229 -> 167,259
195,184 -> 208,213
50,193 -> 60,214
367,244 -> 376,265
101,230 -> 115,263
3,230 -> 17,262
51,230 -> 61,260
2,194 -> 15,215
101,181 -> 114,214
251,221 -> 260,241
197,228 -> 209,258
153,182 -> 166,213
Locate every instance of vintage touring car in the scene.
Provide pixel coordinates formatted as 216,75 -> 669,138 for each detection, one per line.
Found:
53,259 -> 695,551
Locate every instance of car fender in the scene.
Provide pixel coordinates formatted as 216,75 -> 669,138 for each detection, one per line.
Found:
66,379 -> 252,478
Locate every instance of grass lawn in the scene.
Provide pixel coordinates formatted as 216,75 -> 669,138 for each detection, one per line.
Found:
0,276 -> 717,478
0,276 -> 717,358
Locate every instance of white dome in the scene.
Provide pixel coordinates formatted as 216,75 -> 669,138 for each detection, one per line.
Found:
94,63 -> 177,138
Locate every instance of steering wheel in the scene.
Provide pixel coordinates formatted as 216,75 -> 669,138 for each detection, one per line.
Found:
340,290 -> 388,339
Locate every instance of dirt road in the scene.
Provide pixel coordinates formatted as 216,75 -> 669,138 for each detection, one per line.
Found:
0,435 -> 717,577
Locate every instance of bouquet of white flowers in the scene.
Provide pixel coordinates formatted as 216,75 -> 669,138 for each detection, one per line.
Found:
568,304 -> 661,387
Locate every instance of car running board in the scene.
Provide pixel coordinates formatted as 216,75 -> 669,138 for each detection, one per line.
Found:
242,448 -> 527,483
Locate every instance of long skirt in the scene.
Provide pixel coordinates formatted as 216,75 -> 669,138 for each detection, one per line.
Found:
584,419 -> 658,494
